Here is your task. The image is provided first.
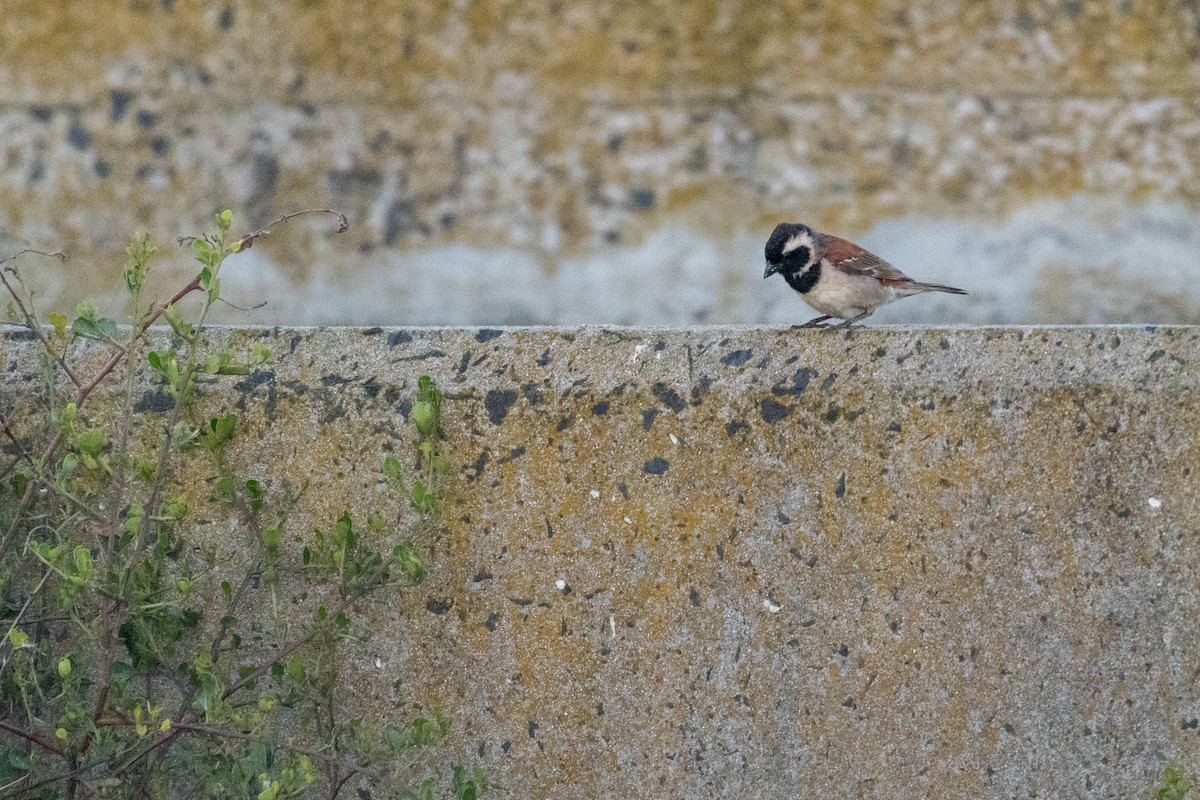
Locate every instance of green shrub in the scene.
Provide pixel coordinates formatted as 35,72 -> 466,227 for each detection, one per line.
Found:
0,211 -> 482,799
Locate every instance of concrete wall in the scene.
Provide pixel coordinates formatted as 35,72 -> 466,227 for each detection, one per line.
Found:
3,325 -> 1198,797
3,3 -> 1200,325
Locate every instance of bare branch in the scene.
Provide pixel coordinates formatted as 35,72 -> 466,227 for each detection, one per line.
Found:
217,296 -> 268,312
0,569 -> 52,683
0,250 -> 81,388
222,592 -> 365,701
0,718 -> 66,756
232,208 -> 350,252
0,248 -> 67,269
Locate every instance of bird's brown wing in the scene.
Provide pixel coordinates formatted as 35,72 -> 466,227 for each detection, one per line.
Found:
820,234 -> 913,286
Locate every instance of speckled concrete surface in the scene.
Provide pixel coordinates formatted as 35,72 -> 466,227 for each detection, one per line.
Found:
3,325 -> 1198,797
3,2 -> 1200,324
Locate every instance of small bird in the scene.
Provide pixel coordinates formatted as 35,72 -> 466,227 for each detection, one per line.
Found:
763,223 -> 967,328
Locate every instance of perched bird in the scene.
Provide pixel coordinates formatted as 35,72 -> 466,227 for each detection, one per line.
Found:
763,223 -> 967,328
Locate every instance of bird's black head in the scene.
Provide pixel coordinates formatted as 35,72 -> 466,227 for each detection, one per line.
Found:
764,222 -> 818,279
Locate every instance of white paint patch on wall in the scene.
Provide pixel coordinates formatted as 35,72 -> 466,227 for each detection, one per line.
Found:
210,195 -> 1200,325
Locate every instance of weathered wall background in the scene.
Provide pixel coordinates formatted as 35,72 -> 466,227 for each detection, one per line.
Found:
3,325 -> 1198,798
2,2 -> 1200,325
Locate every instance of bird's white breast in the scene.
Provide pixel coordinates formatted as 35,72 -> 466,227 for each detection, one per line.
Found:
802,260 -> 896,318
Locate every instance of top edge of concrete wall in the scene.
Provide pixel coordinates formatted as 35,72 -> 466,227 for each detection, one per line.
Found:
14,323 -> 1189,333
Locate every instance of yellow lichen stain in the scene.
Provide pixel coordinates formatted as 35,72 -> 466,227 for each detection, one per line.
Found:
1017,158 -> 1088,203
6,0 -> 1197,102
661,183 -> 718,215
6,326 -> 1200,796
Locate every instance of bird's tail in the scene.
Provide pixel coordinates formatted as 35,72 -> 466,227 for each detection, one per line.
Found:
908,281 -> 968,296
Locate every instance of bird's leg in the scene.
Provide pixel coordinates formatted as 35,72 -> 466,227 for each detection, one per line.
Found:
835,311 -> 873,329
792,315 -> 832,329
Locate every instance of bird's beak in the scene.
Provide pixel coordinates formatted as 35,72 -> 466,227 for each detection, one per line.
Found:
763,262 -> 779,279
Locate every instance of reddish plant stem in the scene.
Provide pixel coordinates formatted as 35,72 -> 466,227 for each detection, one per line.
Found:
0,275 -> 201,561
0,255 -> 80,388
0,718 -> 65,756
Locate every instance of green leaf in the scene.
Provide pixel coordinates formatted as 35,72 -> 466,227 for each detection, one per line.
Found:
411,401 -> 435,436
75,427 -> 106,457
213,474 -> 236,503
73,546 -> 92,576
409,482 -> 438,513
410,718 -> 436,747
285,656 -> 306,683
192,238 -> 215,267
196,670 -> 220,714
417,374 -> 442,407
7,628 -> 28,649
452,765 -> 487,800
245,479 -> 264,512
218,209 -> 233,231
57,452 -> 78,482
123,233 -> 155,292
213,414 -> 236,442
172,420 -> 196,449
111,660 -> 135,688
162,495 -> 188,520
1157,766 -> 1191,800
123,504 -> 144,536
382,455 -> 405,485
162,304 -> 192,339
201,351 -> 252,375
385,725 -> 404,752
72,315 -> 118,342
333,512 -> 355,549
200,414 -> 237,452
117,618 -> 160,671
393,543 -> 426,585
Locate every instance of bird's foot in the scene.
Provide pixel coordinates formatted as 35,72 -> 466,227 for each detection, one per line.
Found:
835,312 -> 872,329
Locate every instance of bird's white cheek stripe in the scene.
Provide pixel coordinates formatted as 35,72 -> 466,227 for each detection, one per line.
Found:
781,231 -> 813,256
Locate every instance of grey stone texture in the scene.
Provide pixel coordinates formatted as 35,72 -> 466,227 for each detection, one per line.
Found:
2,2 -> 1200,325
3,324 -> 1198,797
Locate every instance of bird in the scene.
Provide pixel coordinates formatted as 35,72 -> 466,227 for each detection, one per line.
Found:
763,223 -> 967,328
